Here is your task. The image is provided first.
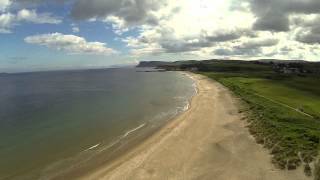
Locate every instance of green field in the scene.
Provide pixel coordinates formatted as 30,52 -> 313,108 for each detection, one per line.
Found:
200,70 -> 320,176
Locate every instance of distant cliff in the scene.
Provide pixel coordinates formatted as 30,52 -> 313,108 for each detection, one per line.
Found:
136,61 -> 171,67
136,59 -> 320,74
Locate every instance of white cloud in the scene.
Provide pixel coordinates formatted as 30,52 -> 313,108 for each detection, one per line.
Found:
0,0 -> 13,32
0,0 -> 10,12
121,0 -> 256,57
72,27 -> 79,33
71,24 -> 80,33
17,9 -> 61,24
0,8 -> 61,33
24,33 -> 118,55
0,12 -> 14,33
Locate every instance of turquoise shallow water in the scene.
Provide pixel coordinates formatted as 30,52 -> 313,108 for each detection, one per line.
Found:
0,68 -> 195,179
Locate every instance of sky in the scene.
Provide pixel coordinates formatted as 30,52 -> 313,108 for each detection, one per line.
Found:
1,0 -> 320,72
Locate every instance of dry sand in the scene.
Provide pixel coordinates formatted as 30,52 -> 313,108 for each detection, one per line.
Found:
82,73 -> 310,180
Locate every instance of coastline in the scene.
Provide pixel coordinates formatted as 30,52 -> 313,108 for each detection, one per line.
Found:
80,73 -> 310,180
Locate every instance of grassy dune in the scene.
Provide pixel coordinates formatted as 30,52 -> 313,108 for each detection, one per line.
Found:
153,59 -> 320,177
200,71 -> 320,176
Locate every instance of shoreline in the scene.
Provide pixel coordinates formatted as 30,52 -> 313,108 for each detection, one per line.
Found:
75,71 -> 199,179
80,73 -> 310,180
48,71 -> 197,180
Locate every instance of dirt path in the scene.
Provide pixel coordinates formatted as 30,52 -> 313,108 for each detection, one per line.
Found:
253,92 -> 314,118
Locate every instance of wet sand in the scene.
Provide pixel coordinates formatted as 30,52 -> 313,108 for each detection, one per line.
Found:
81,73 -> 310,180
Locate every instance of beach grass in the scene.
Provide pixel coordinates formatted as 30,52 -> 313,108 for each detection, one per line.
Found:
315,156 -> 320,180
200,71 -> 320,175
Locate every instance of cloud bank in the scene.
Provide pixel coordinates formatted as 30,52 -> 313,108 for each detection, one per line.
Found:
24,33 -> 117,55
3,0 -> 320,60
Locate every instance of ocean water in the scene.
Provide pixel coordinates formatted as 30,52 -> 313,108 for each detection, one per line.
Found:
0,68 -> 196,179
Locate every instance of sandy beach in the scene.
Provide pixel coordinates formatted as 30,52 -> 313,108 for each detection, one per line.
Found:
81,73 -> 310,180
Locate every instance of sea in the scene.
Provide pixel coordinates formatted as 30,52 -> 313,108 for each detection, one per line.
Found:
0,68 -> 196,180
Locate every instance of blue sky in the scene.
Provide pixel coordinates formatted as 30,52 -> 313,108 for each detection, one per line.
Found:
1,0 -> 320,72
0,0 -> 145,72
